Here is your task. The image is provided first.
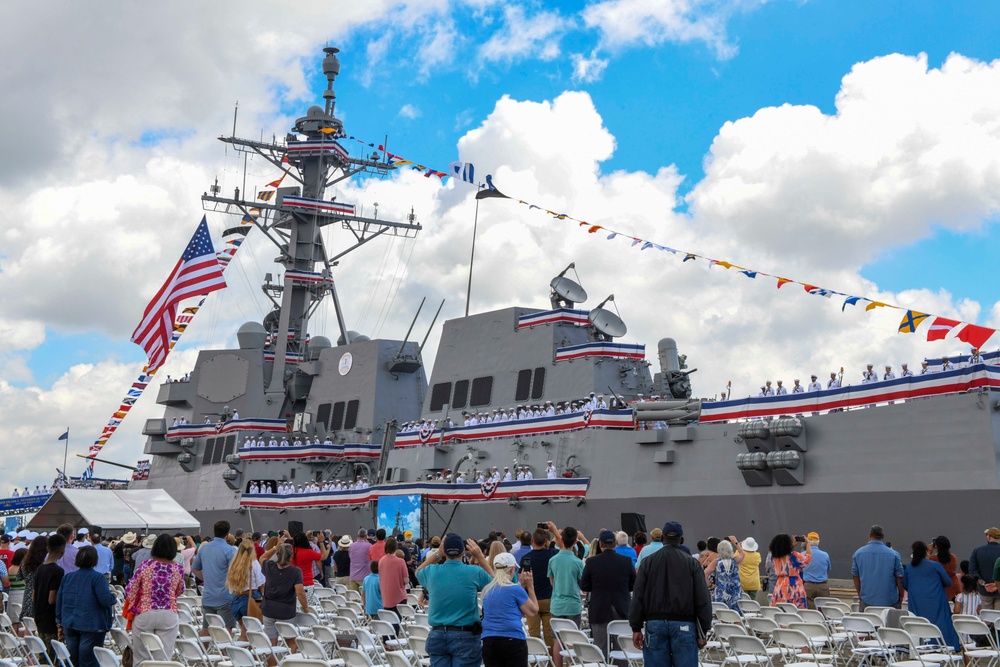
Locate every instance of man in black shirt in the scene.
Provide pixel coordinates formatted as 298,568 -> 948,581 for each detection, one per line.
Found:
35,533 -> 67,658
629,521 -> 711,667
521,528 -> 557,651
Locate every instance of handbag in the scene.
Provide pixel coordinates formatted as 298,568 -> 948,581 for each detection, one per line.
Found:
121,646 -> 133,667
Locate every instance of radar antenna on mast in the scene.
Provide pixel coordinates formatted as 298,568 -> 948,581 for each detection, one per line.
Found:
589,294 -> 627,341
550,263 -> 588,309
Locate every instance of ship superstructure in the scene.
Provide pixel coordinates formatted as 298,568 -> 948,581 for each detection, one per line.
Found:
137,47 -> 1000,577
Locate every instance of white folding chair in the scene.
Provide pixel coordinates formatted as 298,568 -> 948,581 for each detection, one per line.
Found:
606,620 -> 637,662
223,646 -> 261,667
296,636 -> 346,666
739,600 -> 763,617
615,635 -> 643,667
369,620 -> 409,652
94,646 -> 121,667
141,632 -> 173,662
247,630 -> 290,664
723,634 -> 774,667
384,651 -> 413,667
772,628 -> 832,666
339,647 -> 387,667
110,628 -> 132,656
528,636 -> 553,667
23,635 -> 54,666
50,641 -> 74,667
574,642 -> 611,667
953,617 -> 1000,667
175,638 -> 225,667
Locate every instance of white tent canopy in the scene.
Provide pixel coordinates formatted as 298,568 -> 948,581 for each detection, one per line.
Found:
27,489 -> 200,532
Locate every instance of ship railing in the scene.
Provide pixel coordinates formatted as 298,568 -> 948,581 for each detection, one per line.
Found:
394,408 -> 634,448
164,418 -> 288,442
700,363 -> 1000,423
239,477 -> 590,509
238,442 -> 380,461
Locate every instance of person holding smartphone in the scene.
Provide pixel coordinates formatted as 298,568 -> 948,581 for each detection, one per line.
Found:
768,534 -> 812,609
521,523 -> 558,653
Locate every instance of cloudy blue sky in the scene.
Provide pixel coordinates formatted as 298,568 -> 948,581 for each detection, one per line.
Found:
2,0 -> 1000,491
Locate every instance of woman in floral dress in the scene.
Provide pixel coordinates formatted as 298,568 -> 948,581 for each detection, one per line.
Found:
769,534 -> 812,608
706,537 -> 745,611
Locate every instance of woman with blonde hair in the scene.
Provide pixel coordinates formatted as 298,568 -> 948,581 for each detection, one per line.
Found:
481,552 -> 538,667
226,538 -> 265,633
487,541 -> 508,568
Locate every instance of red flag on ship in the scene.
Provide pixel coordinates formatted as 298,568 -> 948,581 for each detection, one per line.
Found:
955,324 -> 996,349
926,317 -> 960,342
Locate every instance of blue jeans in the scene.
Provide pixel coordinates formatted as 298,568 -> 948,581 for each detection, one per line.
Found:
65,628 -> 106,667
426,629 -> 483,667
642,620 -> 699,667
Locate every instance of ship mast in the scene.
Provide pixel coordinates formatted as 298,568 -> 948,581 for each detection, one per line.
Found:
202,47 -> 421,403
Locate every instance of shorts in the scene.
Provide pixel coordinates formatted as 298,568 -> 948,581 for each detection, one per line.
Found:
202,602 -> 236,629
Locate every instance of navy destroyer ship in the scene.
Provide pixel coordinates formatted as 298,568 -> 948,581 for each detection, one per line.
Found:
134,47 -> 1000,575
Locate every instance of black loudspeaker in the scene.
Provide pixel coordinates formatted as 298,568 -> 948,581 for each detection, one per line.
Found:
288,520 -> 304,536
621,513 -> 646,536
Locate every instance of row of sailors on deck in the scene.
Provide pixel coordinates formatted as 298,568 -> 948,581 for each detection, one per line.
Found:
755,351 -> 983,397
247,476 -> 372,495
424,461 -> 560,482
241,435 -> 335,448
10,486 -> 51,498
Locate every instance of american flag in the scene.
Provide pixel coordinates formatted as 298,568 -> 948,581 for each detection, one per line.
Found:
131,217 -> 226,371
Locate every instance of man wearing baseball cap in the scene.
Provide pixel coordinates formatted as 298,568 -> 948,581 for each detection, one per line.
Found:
629,521 -> 711,667
581,529 -> 635,658
969,527 -> 1000,609
801,532 -> 831,609
416,533 -> 493,667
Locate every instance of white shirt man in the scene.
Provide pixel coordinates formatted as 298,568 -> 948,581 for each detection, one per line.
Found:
807,376 -> 822,392
455,473 -> 465,484
920,362 -> 932,375
827,373 -> 841,389
969,349 -> 983,366
883,366 -> 896,381
792,380 -> 805,394
763,381 -> 775,396
546,461 -> 557,479
545,401 -> 557,416
524,468 -> 533,480
941,358 -> 955,371
775,381 -> 788,396
503,468 -> 512,482
475,471 -> 484,483
231,410 -> 240,420
280,437 -> 289,447
900,364 -> 914,377
862,365 -> 877,383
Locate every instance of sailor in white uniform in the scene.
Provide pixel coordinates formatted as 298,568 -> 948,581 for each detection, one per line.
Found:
293,437 -> 302,447
524,467 -> 533,480
884,365 -> 896,381
172,418 -> 179,427
792,379 -> 804,394
546,461 -> 557,479
269,438 -> 278,447
595,395 -> 608,410
920,361 -> 932,375
969,348 -> 983,366
941,357 -> 955,371
763,381 -> 775,396
806,375 -> 821,392
775,381 -> 788,396
862,364 -> 877,384
544,401 -> 556,416
757,386 -> 767,398
231,410 -> 239,421
827,372 -> 841,389
280,437 -> 289,447
900,363 -> 914,377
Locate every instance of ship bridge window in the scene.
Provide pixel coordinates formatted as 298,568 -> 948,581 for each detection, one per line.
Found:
344,399 -> 360,430
531,367 -> 546,400
212,436 -> 229,464
223,435 -> 236,459
430,383 -> 452,412
453,380 -> 470,409
470,376 -> 493,407
316,403 -> 332,430
331,402 -> 345,431
202,438 -> 217,465
515,370 -> 532,402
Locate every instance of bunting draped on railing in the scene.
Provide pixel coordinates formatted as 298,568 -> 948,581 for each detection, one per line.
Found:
240,477 -> 590,510
343,135 -> 996,350
700,363 -> 1000,422
85,216 -> 254,476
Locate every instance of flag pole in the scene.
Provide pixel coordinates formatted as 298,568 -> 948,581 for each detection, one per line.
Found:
63,427 -> 69,480
465,184 -> 482,317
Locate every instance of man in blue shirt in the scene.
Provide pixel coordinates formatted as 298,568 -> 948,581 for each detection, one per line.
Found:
802,531 -> 831,609
192,520 -> 238,630
851,525 -> 903,610
89,530 -> 114,580
416,533 -> 493,667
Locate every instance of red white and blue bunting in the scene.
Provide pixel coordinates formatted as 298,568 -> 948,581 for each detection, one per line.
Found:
239,442 -> 380,461
165,418 -> 289,442
517,308 -> 590,329
395,408 -> 634,448
239,477 -> 590,510
554,342 -> 645,362
700,363 -> 1000,423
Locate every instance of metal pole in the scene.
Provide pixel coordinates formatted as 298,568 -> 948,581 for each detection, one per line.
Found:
63,427 -> 69,478
465,189 -> 481,317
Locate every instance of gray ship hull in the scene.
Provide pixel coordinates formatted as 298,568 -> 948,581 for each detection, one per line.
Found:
168,390 -> 1000,577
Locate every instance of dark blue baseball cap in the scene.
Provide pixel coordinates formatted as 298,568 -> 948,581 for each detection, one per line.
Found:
663,521 -> 683,538
598,530 -> 616,544
443,533 -> 465,556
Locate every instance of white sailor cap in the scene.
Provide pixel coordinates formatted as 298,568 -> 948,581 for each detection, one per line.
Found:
78,527 -> 89,534
901,363 -> 908,367
26,532 -> 38,540
547,460 -> 553,463
794,379 -> 800,382
16,530 -> 28,538
776,380 -> 783,384
885,364 -> 892,368
867,363 -> 873,367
